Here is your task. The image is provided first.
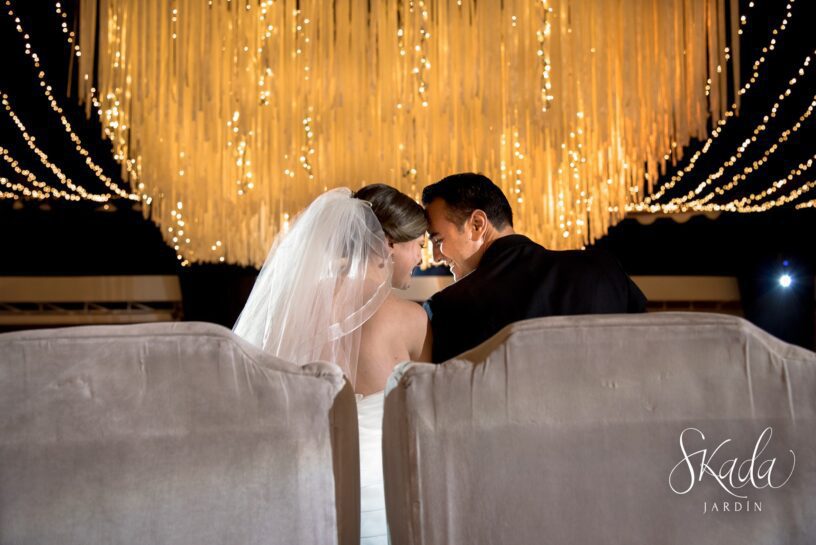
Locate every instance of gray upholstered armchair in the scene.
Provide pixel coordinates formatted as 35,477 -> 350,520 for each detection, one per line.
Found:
383,313 -> 816,544
0,322 -> 359,545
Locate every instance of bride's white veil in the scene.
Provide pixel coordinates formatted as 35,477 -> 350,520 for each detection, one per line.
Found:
233,188 -> 393,386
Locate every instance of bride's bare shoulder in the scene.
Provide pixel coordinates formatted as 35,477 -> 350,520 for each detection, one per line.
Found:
368,293 -> 428,329
365,293 -> 432,362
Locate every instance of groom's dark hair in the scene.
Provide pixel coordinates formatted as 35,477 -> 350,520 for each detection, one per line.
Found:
422,173 -> 513,229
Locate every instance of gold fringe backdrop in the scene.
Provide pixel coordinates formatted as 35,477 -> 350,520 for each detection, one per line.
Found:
76,0 -> 739,266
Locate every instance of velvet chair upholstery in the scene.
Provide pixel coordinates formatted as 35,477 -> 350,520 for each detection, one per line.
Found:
0,322 -> 359,545
383,313 -> 816,544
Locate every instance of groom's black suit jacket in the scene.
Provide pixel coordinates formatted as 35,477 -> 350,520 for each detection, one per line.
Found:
424,235 -> 647,363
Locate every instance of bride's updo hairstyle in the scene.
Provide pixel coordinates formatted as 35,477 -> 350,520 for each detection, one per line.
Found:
353,184 -> 427,242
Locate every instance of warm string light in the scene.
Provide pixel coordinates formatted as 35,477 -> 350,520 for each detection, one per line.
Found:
0,175 -> 51,200
498,129 -> 528,235
688,90 -> 816,208
689,153 -> 816,213
512,132 -> 526,205
656,53 -> 814,211
226,110 -> 255,197
704,0 -> 754,100
54,2 -> 80,57
634,48 -> 815,215
171,4 -> 178,41
726,158 -> 816,211
637,0 -> 796,209
71,0 -> 738,264
87,89 -> 144,189
537,0 -> 554,112
168,201 -> 192,267
653,1 -> 755,181
396,13 -> 418,200
550,111 -> 595,240
6,0 -> 199,261
0,146 -> 81,200
573,112 -> 591,240
257,1 -> 276,106
4,1 -> 136,201
555,0 -> 739,242
725,179 -> 816,213
738,2 -> 791,98
297,11 -> 315,180
738,2 -> 757,36
0,6 -> 148,236
719,145 -> 815,207
58,0 -> 143,194
300,114 -> 315,179
10,1 -> 798,239
414,0 -> 430,109
1,93 -> 113,202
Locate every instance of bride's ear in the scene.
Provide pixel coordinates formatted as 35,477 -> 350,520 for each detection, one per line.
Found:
378,248 -> 393,268
384,238 -> 395,263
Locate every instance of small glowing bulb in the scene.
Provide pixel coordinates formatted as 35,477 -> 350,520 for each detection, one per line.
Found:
779,274 -> 792,288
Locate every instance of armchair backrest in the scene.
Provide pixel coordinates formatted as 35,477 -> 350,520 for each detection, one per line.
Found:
0,321 -> 359,545
383,313 -> 816,544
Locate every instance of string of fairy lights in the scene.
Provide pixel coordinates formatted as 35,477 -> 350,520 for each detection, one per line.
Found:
690,87 -> 815,208
0,0 -> 814,268
2,2 -> 136,201
634,0 -> 794,208
655,53 -> 814,211
0,143 -> 80,200
1,93 -> 113,202
537,0 -> 554,113
631,0 -> 816,215
78,0 -> 741,259
1,0 -> 198,263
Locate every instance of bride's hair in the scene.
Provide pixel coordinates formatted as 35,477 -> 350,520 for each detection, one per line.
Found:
353,184 -> 427,242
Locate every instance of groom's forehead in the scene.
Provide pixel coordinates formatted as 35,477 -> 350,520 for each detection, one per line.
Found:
427,199 -> 462,228
426,213 -> 444,236
425,199 -> 448,220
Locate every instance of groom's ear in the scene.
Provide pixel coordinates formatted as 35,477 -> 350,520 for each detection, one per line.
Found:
468,210 -> 488,240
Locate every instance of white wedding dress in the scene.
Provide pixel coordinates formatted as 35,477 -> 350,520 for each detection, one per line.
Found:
232,189 -> 394,545
357,391 -> 388,545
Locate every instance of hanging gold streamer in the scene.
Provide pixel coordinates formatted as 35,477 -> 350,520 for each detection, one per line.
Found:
76,0 -> 738,266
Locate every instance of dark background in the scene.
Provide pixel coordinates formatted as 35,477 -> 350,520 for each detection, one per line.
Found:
1,0 -> 814,348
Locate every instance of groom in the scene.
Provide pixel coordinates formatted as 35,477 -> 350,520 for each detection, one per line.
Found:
422,172 -> 647,363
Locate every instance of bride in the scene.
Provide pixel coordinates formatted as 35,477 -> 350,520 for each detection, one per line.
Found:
233,184 -> 432,545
